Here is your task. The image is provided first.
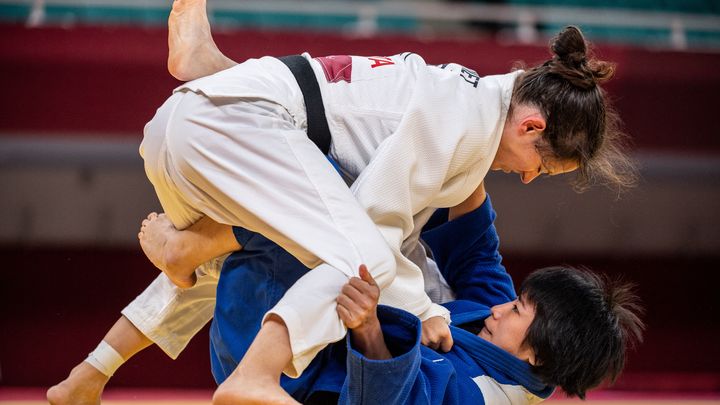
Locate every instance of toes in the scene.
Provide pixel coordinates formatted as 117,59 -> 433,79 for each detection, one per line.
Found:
147,212 -> 158,220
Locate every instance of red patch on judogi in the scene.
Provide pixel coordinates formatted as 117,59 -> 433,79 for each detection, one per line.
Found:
315,55 -> 353,83
368,56 -> 394,68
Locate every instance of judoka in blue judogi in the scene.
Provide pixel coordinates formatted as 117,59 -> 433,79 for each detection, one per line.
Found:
211,194 -> 553,404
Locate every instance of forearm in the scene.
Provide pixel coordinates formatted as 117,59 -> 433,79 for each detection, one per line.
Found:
423,194 -> 516,305
350,321 -> 392,360
448,182 -> 486,220
342,306 -> 427,405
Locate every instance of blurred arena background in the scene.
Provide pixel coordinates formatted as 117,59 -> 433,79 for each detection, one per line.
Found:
0,0 -> 719,402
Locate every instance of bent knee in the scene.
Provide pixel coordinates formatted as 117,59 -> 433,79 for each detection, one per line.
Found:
141,93 -> 184,175
163,108 -> 209,180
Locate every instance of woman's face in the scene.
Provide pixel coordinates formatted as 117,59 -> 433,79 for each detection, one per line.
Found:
493,151 -> 579,184
477,295 -> 536,364
492,104 -> 578,184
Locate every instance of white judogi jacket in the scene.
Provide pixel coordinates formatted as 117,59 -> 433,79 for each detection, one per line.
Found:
129,52 -> 519,375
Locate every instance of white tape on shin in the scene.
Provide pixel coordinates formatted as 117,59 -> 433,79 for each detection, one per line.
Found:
84,340 -> 125,377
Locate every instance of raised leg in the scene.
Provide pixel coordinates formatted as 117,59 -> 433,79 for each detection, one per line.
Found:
168,0 -> 237,81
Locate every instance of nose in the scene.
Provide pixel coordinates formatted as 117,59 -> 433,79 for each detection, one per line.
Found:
490,304 -> 502,319
521,171 -> 540,184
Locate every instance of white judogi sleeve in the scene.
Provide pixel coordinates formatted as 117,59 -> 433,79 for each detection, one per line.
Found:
345,60 -> 519,322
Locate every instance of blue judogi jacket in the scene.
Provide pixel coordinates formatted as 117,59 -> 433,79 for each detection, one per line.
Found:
210,196 -> 554,404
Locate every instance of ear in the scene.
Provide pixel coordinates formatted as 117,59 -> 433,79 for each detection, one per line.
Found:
522,346 -> 538,366
527,350 -> 537,366
520,114 -> 546,136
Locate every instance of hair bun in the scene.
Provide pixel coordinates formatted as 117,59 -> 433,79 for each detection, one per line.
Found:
551,26 -> 588,67
547,26 -> 616,88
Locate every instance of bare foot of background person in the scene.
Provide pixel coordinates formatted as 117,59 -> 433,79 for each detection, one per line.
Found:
138,212 -> 196,288
168,0 -> 236,81
47,362 -> 109,405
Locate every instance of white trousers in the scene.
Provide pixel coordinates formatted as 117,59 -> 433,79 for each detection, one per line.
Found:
121,257 -> 222,359
141,91 -> 396,375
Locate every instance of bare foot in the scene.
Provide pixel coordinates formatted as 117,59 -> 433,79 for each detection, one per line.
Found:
213,372 -> 300,405
47,362 -> 109,405
167,0 -> 236,81
138,212 -> 196,288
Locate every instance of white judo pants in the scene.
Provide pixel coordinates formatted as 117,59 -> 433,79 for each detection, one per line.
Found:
141,90 -> 397,376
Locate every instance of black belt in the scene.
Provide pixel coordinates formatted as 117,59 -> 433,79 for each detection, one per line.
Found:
278,55 -> 331,155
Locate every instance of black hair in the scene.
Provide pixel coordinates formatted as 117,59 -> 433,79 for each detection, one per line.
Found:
519,266 -> 644,398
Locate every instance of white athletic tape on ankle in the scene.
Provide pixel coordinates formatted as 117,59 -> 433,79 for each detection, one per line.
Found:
84,340 -> 125,377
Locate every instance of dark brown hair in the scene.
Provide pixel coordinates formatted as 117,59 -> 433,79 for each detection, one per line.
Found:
512,26 -> 637,191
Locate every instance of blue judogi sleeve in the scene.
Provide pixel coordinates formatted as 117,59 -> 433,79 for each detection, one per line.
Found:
421,194 -> 516,307
339,305 -> 459,405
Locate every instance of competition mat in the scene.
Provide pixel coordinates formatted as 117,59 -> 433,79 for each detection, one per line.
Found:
1,388 -> 718,404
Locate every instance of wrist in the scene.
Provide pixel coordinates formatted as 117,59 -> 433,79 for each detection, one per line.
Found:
350,319 -> 391,360
351,318 -> 383,340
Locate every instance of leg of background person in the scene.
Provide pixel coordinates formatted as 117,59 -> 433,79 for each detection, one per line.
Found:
47,316 -> 152,405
